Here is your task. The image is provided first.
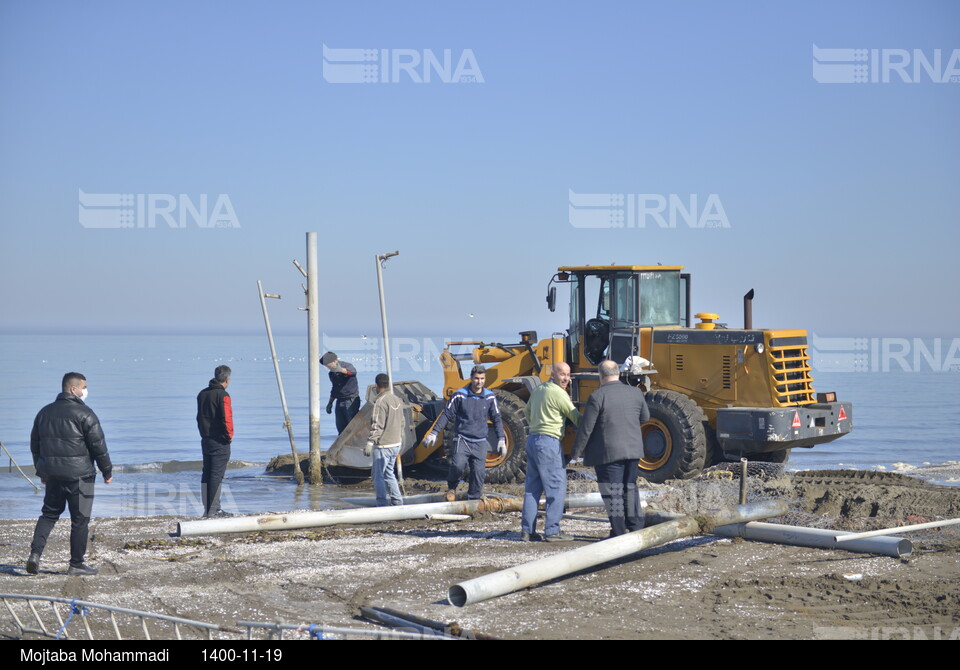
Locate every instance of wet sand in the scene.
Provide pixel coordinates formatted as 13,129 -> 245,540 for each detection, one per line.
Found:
2,466 -> 959,640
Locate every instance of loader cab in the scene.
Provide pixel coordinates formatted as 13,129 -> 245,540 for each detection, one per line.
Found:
552,265 -> 690,371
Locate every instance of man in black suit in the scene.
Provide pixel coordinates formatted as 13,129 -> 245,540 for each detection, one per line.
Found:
572,359 -> 650,537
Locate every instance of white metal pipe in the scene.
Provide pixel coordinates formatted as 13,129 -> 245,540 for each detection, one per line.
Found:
833,517 -> 960,543
177,497 -> 522,536
563,491 -> 664,510
375,251 -> 398,393
716,521 -> 912,558
340,493 -> 450,507
645,511 -> 913,558
448,500 -> 787,607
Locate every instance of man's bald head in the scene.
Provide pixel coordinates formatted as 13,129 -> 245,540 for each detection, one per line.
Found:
551,361 -> 572,389
598,360 -> 620,381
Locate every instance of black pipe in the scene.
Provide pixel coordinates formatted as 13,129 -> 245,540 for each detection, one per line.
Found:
744,289 -> 754,330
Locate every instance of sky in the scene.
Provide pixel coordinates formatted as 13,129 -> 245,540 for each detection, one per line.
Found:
1,0 -> 958,340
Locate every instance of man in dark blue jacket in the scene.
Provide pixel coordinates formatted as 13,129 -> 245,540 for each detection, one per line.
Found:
572,360 -> 650,537
27,372 -> 113,576
322,352 -> 360,434
423,365 -> 505,501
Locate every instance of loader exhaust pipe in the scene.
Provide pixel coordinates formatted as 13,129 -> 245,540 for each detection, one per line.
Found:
744,288 -> 754,330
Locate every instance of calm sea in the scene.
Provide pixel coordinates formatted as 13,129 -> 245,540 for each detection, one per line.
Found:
1,334 -> 957,519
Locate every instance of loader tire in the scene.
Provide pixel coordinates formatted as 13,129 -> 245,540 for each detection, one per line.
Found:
639,390 -> 707,483
477,390 -> 528,484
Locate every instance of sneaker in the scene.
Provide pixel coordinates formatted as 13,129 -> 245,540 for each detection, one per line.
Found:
544,532 -> 574,543
25,553 -> 40,575
520,532 -> 542,542
66,564 -> 98,576
444,489 -> 457,502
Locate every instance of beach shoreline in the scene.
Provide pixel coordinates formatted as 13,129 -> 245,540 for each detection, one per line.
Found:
2,467 -> 958,640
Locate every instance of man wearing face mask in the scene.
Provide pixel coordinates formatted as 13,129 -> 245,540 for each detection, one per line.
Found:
321,352 -> 360,434
27,372 -> 113,576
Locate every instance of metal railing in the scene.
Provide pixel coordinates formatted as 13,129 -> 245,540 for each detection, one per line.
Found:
2,594 -> 457,641
1,594 -> 241,641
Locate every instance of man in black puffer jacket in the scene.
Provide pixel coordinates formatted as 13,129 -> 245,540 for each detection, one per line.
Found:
27,372 -> 113,576
196,365 -> 234,517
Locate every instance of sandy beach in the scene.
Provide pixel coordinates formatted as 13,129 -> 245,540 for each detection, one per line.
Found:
2,465 -> 959,641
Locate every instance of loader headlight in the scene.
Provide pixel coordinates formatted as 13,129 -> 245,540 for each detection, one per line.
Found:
755,343 -> 765,354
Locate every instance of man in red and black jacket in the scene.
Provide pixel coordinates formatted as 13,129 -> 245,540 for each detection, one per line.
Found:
197,365 -> 234,517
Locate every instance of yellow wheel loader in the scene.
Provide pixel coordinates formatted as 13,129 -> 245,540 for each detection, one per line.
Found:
323,265 -> 852,483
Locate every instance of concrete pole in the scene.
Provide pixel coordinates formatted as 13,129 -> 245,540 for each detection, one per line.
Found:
306,232 -> 322,485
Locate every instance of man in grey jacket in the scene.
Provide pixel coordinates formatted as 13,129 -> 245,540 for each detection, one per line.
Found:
572,360 -> 650,537
27,372 -> 113,576
365,373 -> 405,506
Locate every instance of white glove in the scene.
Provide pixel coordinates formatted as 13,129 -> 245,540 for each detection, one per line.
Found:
497,439 -> 507,457
363,442 -> 373,457
423,433 -> 437,447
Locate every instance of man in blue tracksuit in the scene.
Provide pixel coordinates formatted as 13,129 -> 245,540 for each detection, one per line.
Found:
423,365 -> 505,501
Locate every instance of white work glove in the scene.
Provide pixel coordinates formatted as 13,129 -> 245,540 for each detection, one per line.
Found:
423,433 -> 437,447
364,442 -> 373,457
497,439 -> 507,457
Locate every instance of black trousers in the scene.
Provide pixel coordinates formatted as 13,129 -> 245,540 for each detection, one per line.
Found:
594,459 -> 644,537
30,475 -> 96,568
201,437 -> 231,516
335,396 -> 360,434
448,437 -> 488,500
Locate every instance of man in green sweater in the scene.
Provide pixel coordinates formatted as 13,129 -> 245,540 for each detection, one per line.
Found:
520,361 -> 581,542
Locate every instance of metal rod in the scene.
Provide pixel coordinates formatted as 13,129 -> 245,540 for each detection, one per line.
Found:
238,620 -> 450,641
448,500 -> 788,606
177,496 -> 523,536
306,232 -> 322,485
375,250 -> 406,497
425,514 -> 472,521
359,606 -> 455,639
375,250 -> 399,393
833,517 -> 960,543
258,280 -> 303,486
27,600 -> 47,636
0,440 -> 40,491
0,594 -> 240,636
50,601 -> 67,639
739,458 -> 748,505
